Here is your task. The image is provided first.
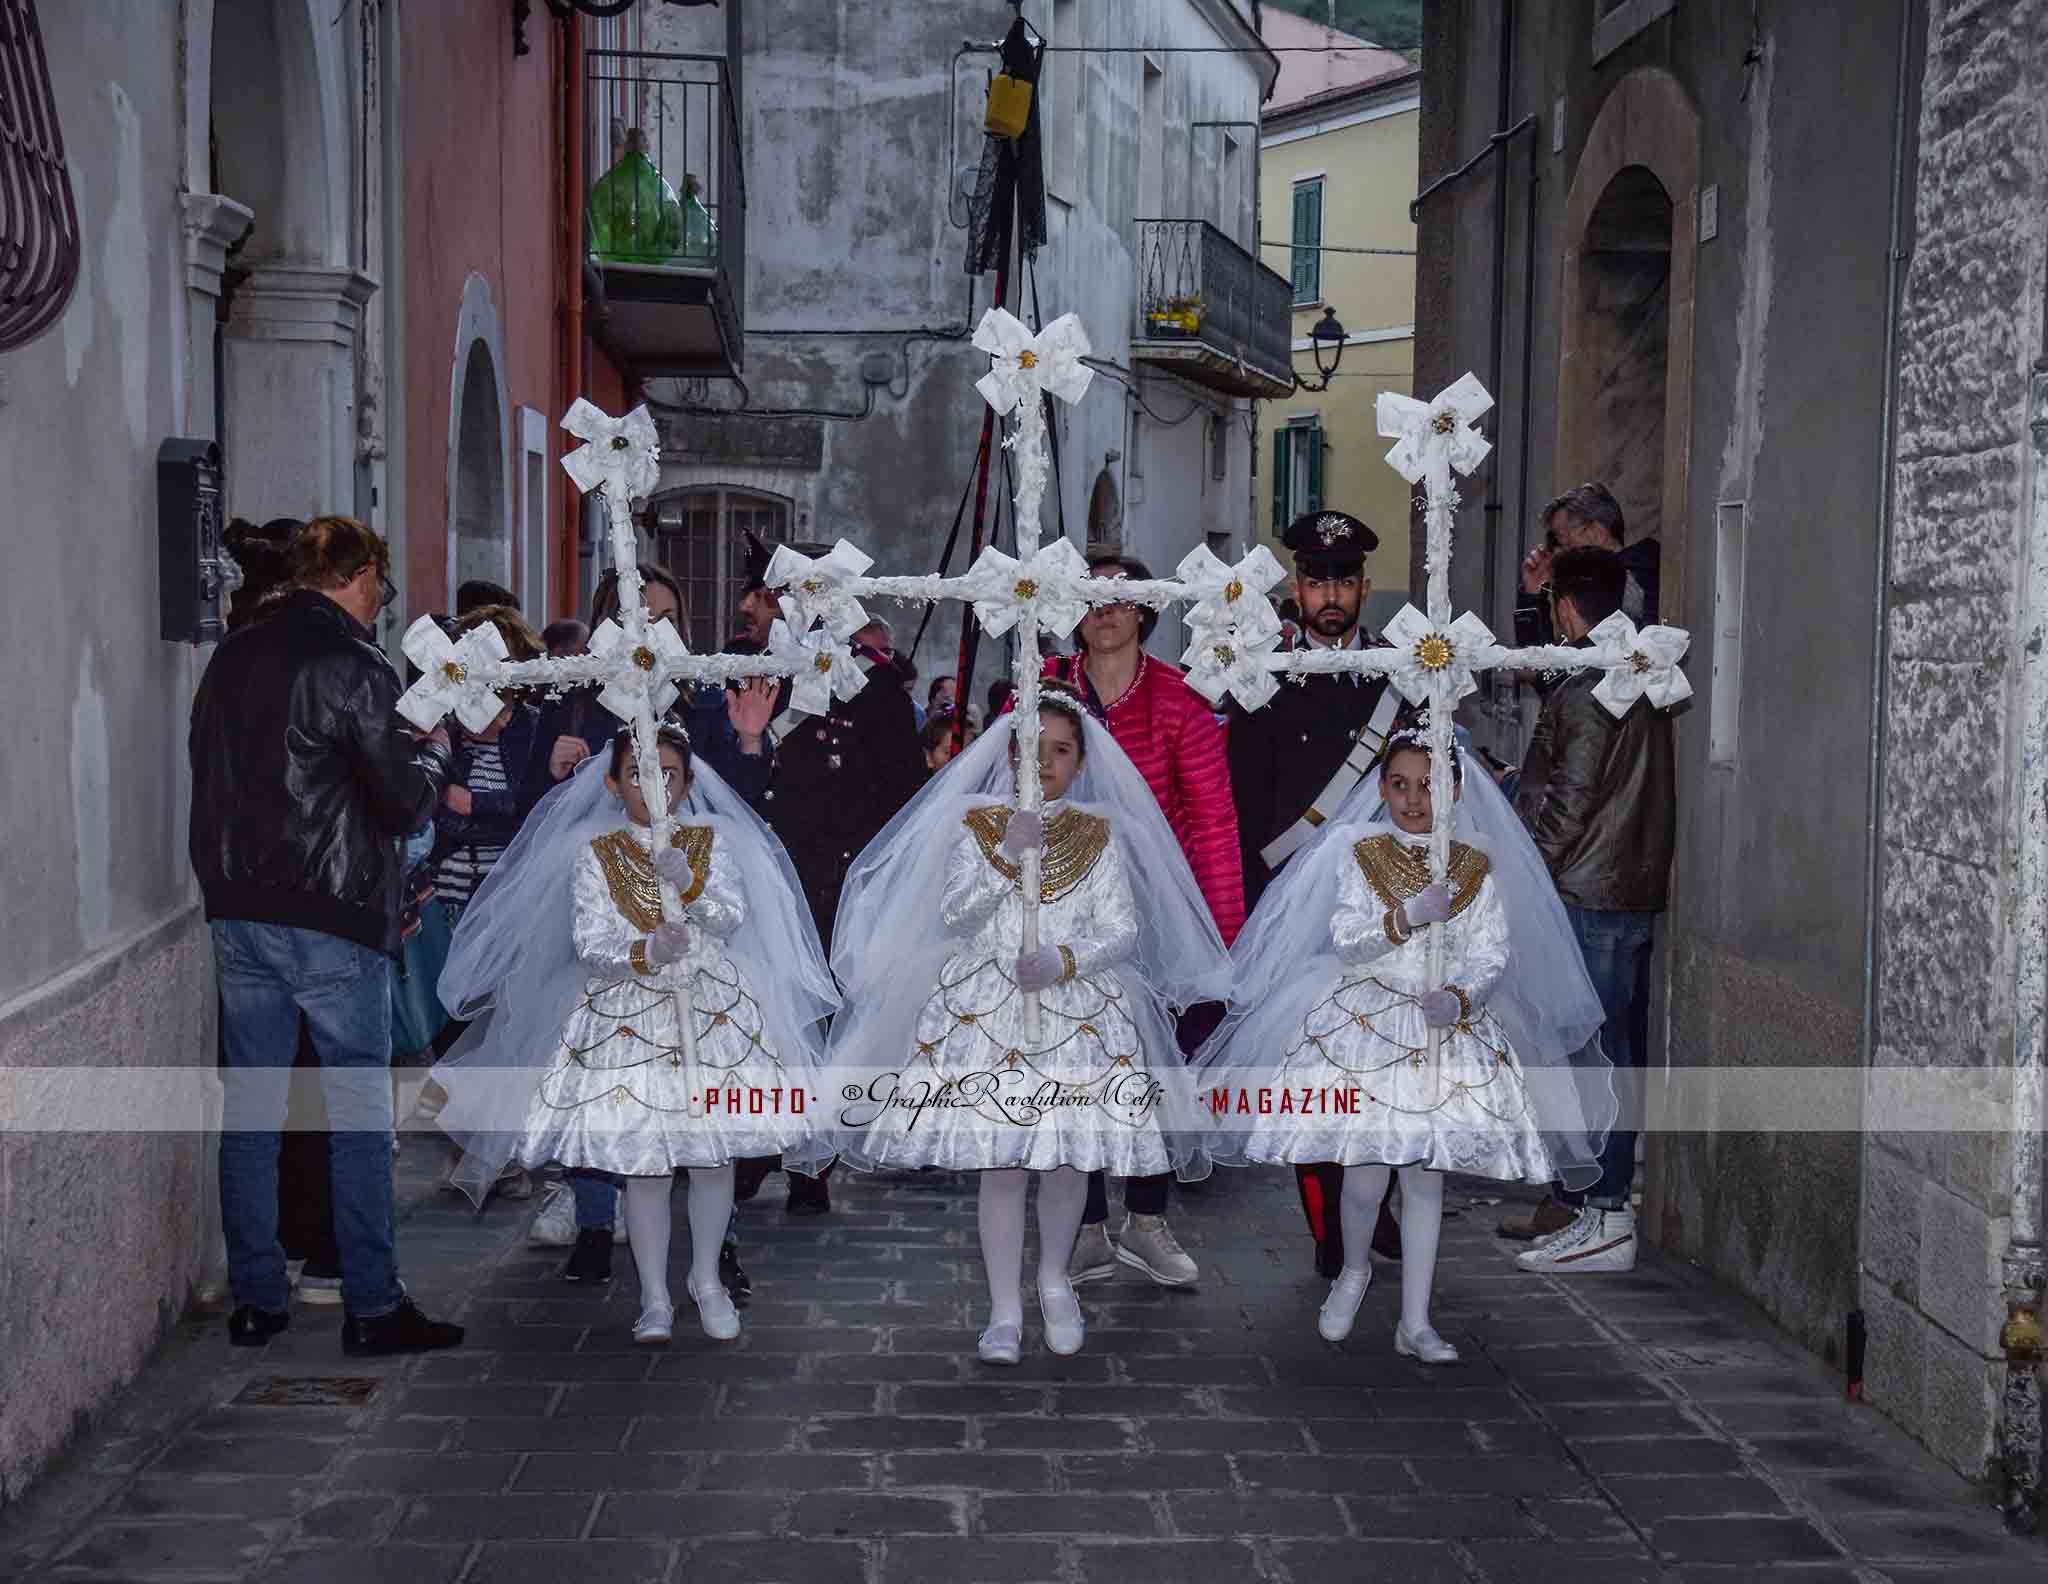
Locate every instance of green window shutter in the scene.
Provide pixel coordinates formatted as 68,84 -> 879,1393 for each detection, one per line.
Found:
1273,425 -> 1293,532
1291,181 -> 1321,303
1305,422 -> 1324,515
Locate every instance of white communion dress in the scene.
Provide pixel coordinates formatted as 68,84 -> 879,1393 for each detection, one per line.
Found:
1238,827 -> 1558,1182
850,802 -> 1181,1176
515,822 -> 813,1174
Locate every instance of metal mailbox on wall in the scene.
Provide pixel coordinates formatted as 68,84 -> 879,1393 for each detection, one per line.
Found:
158,438 -> 227,645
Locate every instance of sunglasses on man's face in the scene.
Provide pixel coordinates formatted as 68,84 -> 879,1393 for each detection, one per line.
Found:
379,574 -> 398,610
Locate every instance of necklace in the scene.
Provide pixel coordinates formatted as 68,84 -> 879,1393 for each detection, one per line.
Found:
964,806 -> 1112,901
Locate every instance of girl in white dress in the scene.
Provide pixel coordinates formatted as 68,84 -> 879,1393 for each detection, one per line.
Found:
812,683 -> 1230,1365
1201,724 -> 1611,1362
433,721 -> 836,1346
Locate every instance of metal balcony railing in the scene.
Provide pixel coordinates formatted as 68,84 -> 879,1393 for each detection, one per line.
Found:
1133,219 -> 1295,398
585,49 -> 746,371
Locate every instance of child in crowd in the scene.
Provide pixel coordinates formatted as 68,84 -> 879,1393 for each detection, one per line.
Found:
817,682 -> 1230,1364
433,719 -> 836,1343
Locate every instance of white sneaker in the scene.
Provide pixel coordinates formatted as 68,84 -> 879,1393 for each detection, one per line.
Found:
1317,1266 -> 1373,1342
1114,1213 -> 1200,1286
528,1182 -> 578,1247
1517,1207 -> 1636,1273
1530,1205 -> 1596,1251
1068,1222 -> 1117,1286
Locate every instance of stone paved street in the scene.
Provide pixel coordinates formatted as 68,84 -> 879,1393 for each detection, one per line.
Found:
2,1132 -> 2041,1584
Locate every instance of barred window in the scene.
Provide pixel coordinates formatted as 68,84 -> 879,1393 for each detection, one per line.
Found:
648,485 -> 791,650
0,0 -> 80,351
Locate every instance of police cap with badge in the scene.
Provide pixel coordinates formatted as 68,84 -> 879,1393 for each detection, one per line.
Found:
1282,509 -> 1378,579
741,528 -> 838,594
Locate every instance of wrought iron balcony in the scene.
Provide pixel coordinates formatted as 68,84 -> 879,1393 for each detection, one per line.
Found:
1131,219 -> 1294,400
585,49 -> 745,379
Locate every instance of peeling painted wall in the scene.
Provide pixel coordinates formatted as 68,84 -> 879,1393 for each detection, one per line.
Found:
0,2 -> 219,1506
651,0 -> 1271,666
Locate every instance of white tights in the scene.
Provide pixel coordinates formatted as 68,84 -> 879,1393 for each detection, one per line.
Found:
622,1166 -> 735,1313
1339,1164 -> 1444,1335
977,1167 -> 1090,1328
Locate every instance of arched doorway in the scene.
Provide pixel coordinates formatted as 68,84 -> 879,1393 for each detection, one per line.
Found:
446,273 -> 514,604
1575,166 -> 1673,545
1557,67 -> 1699,621
206,0 -> 369,526
451,341 -> 509,591
1086,466 -> 1122,551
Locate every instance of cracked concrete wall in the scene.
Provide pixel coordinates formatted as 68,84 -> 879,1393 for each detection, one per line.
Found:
1867,0 -> 2048,1483
650,0 -> 1269,665
0,3 -> 219,1508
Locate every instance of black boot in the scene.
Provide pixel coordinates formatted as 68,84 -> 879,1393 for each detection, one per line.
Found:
340,1297 -> 464,1356
561,1227 -> 614,1283
719,1236 -> 751,1302
228,1305 -> 290,1347
785,1169 -> 831,1217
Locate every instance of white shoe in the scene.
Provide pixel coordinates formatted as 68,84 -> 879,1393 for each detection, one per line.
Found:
976,1323 -> 1023,1366
1317,1267 -> 1373,1342
1068,1223 -> 1118,1286
527,1182 -> 579,1247
1114,1214 -> 1199,1286
1039,1280 -> 1086,1356
1394,1321 -> 1460,1364
632,1303 -> 674,1345
295,1264 -> 344,1306
1529,1205 -> 1595,1251
689,1278 -> 741,1341
1517,1207 -> 1637,1273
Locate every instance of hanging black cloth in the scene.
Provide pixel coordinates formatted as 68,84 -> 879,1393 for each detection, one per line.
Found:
964,18 -> 1047,275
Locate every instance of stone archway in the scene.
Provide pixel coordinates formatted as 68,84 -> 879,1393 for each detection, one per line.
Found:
1086,465 -> 1123,549
1557,67 -> 1699,622
205,0 -> 372,523
446,273 -> 514,602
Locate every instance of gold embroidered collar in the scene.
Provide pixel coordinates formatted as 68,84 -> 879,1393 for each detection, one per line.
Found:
964,805 -> 1111,902
1353,833 -> 1488,920
592,825 -> 714,931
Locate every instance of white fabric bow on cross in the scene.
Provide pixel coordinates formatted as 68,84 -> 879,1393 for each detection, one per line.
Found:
587,614 -> 690,723
1377,374 -> 1494,496
1177,543 -> 1286,642
766,538 -> 873,640
560,399 -> 661,503
1381,604 -> 1502,707
396,615 -> 511,733
1587,613 -> 1694,716
766,617 -> 867,717
1182,625 -> 1283,711
972,308 -> 1095,415
959,539 -> 1094,641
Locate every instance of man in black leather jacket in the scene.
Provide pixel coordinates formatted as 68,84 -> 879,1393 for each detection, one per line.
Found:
190,515 -> 466,1356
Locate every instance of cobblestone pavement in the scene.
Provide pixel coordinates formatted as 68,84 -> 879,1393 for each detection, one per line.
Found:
2,1134 -> 2042,1584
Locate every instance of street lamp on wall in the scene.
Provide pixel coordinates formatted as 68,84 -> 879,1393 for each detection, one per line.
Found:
1297,307 -> 1347,393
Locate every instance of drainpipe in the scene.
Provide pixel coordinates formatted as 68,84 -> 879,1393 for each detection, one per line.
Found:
2002,364 -> 2048,1534
1481,0 -> 1515,631
560,12 -> 586,621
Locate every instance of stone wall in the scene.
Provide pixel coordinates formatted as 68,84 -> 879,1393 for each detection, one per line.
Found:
1866,0 -> 2048,1483
0,912 -> 216,1506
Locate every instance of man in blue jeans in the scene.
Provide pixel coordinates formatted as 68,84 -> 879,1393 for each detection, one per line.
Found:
1510,546 -> 1674,1274
191,515 -> 465,1353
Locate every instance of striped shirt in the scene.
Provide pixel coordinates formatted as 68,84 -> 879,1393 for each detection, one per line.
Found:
434,740 -> 509,915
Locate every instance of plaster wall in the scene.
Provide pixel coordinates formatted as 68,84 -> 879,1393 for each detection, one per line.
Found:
0,1 -> 221,1504
649,0 -> 1269,668
398,0 -> 568,617
1417,0 -> 1899,1408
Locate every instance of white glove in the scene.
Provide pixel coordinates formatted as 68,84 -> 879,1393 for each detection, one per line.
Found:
1417,989 -> 1466,1028
644,919 -> 693,967
1013,945 -> 1067,992
1000,810 -> 1043,862
654,847 -> 696,894
1401,882 -> 1453,931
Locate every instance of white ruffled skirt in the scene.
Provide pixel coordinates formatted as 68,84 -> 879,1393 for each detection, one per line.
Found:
517,957 -> 816,1175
